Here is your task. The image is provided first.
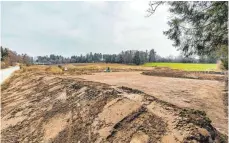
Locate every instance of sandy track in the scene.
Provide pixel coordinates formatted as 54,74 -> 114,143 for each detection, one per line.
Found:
0,66 -> 20,84
77,71 -> 227,134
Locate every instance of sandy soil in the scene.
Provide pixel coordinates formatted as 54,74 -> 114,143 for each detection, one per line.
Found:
1,71 -> 227,143
77,71 -> 228,135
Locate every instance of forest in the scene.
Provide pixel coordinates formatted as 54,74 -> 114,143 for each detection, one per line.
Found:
34,49 -> 217,65
1,46 -> 218,69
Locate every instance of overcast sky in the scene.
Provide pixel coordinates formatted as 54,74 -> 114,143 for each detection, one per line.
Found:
1,1 -> 179,57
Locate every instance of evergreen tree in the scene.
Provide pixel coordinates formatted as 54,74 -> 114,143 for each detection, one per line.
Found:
149,49 -> 156,62
148,1 -> 228,69
133,51 -> 141,65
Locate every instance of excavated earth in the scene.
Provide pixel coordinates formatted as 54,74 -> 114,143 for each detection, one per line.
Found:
142,67 -> 226,81
1,71 -> 228,143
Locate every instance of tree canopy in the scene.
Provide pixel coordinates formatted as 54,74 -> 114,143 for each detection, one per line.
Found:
147,1 -> 228,68
1,46 -> 33,68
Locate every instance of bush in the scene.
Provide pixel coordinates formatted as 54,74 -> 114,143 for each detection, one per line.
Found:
58,65 -> 63,69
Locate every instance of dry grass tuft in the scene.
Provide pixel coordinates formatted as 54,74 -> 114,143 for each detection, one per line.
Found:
45,66 -> 63,74
216,60 -> 226,70
17,63 -> 153,75
21,65 -> 47,72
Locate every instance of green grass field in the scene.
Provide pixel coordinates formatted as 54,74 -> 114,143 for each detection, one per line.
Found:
143,62 -> 217,71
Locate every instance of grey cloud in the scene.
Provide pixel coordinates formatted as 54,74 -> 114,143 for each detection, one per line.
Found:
2,1 -> 179,57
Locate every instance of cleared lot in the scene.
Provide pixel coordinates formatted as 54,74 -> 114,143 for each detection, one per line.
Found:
77,71 -> 227,134
1,66 -> 227,142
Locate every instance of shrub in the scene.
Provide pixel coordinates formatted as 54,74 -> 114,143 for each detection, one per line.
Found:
58,65 -> 63,69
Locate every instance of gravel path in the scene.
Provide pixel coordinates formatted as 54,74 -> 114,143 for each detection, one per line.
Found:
0,66 -> 20,84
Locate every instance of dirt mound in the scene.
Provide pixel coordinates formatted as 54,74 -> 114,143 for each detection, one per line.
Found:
1,72 -> 227,142
73,71 -> 228,135
142,68 -> 226,81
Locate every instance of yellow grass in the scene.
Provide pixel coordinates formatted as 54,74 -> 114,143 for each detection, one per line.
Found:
21,62 -> 220,75
46,66 -> 63,74
19,63 -> 153,75
19,62 -> 221,74
65,63 -> 151,70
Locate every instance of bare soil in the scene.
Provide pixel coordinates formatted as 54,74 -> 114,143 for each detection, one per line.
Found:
142,67 -> 225,81
77,71 -> 228,135
1,70 -> 228,143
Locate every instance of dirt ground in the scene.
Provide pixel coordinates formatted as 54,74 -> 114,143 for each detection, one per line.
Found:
142,67 -> 225,81
1,69 -> 228,143
77,72 -> 228,135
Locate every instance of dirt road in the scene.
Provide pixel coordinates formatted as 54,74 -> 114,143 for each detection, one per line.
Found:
0,66 -> 20,84
77,72 -> 227,135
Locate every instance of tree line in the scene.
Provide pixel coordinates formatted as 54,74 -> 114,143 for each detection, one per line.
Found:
35,49 -> 157,65
34,48 -> 217,65
1,46 -> 33,68
1,46 -> 218,68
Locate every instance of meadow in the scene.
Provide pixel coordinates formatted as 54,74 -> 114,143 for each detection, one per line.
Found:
21,63 -> 219,74
144,62 -> 217,71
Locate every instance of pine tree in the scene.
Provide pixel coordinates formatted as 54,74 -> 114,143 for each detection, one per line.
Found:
133,51 -> 141,65
148,1 -> 228,69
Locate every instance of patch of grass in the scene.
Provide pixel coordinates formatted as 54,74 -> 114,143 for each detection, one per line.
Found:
21,65 -> 47,72
144,62 -> 217,71
46,66 -> 63,74
69,63 -> 152,71
23,63 -> 153,74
